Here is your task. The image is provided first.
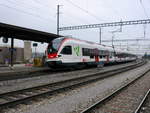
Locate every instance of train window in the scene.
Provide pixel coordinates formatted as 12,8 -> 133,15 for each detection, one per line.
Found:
101,50 -> 105,55
48,38 -> 65,54
100,56 -> 103,58
98,50 -> 101,56
91,49 -> 95,56
111,52 -> 114,56
82,48 -> 87,56
61,46 -> 72,55
89,49 -> 92,56
82,48 -> 90,56
90,56 -> 94,59
103,55 -> 106,58
102,50 -> 105,55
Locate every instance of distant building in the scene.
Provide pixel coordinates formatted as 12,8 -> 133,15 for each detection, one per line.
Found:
0,46 -> 24,64
0,41 -> 32,64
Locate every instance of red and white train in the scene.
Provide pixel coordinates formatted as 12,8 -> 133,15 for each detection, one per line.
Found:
46,37 -> 137,68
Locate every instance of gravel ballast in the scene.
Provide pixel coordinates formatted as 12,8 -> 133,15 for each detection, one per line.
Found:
3,61 -> 150,113
0,62 -> 137,93
90,67 -> 150,113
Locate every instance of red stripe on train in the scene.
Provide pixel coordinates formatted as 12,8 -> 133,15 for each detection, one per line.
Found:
48,53 -> 57,59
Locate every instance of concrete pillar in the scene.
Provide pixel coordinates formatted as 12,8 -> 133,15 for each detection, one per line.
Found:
24,41 -> 32,62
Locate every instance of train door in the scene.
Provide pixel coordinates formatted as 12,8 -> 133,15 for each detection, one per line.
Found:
95,55 -> 99,62
60,45 -> 73,63
106,55 -> 109,63
94,48 -> 99,62
106,50 -> 109,63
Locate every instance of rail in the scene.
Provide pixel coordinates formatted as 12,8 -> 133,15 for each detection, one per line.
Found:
80,61 -> 149,113
0,60 -> 146,110
134,89 -> 150,113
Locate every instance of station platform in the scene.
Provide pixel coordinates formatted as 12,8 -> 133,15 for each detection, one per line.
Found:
0,64 -> 45,72
0,64 -> 50,81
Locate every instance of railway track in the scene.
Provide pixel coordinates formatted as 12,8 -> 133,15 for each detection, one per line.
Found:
0,60 -> 146,110
80,61 -> 149,113
135,89 -> 150,113
0,61 -> 134,82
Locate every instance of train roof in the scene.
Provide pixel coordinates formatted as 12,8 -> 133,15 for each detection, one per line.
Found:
62,37 -> 114,51
115,48 -> 137,55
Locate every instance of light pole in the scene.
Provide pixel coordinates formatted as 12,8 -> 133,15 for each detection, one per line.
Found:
99,27 -> 102,44
10,38 -> 14,68
57,5 -> 60,35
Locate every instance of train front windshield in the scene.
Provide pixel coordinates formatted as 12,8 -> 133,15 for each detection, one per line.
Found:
47,38 -> 65,54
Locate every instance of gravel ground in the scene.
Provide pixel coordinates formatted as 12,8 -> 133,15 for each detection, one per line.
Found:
139,90 -> 150,113
0,62 -> 136,94
90,67 -> 150,113
3,61 -> 150,113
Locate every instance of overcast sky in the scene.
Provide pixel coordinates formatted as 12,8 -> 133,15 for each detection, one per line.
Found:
0,0 -> 150,54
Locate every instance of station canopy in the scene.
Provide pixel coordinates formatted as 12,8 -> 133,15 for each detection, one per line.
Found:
0,22 -> 62,43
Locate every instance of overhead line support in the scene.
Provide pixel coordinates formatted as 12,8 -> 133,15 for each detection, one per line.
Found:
101,38 -> 150,42
59,19 -> 150,31
57,5 -> 60,35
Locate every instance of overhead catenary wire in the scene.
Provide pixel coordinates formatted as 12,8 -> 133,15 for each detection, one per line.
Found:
62,14 -> 89,25
64,0 -> 106,22
6,0 -> 39,11
64,11 -> 93,24
5,0 -> 57,18
1,0 -> 94,30
33,0 -> 91,26
32,0 -> 57,12
16,0 -> 92,30
101,0 -> 122,20
7,0 -> 56,12
0,3 -> 55,22
139,0 -> 149,18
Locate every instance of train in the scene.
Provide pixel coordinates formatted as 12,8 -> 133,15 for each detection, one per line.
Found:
45,37 -> 137,68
